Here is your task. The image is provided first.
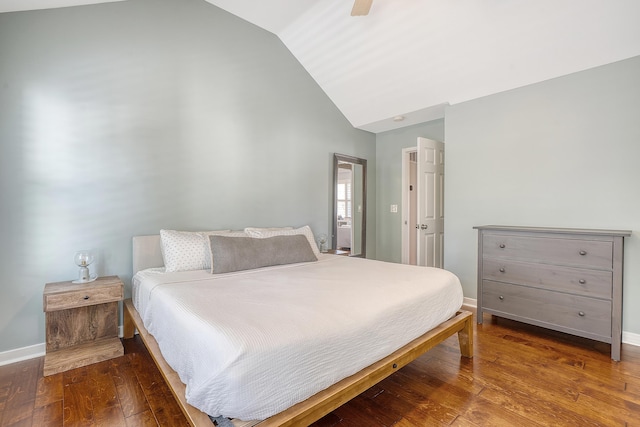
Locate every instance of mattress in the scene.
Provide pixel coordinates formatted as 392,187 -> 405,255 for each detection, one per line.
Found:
132,254 -> 463,421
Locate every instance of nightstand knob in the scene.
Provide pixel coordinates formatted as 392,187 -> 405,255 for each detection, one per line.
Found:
578,311 -> 585,317
579,250 -> 587,256
578,279 -> 586,284
499,295 -> 504,300
499,268 -> 505,273
499,244 -> 505,249
83,296 -> 90,300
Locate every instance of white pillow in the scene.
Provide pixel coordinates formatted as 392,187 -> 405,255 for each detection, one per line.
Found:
244,226 -> 293,234
160,229 -> 233,272
244,225 -> 320,257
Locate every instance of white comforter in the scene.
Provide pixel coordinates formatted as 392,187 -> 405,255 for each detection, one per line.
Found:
132,254 -> 463,421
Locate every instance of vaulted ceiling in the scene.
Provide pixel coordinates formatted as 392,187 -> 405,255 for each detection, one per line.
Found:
3,0 -> 640,133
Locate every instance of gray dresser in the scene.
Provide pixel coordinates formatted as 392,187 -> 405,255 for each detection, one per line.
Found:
474,225 -> 630,360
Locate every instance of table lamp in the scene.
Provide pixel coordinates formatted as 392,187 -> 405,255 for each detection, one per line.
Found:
73,250 -> 96,283
317,233 -> 328,253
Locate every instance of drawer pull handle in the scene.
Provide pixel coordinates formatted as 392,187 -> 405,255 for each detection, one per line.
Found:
499,268 -> 505,273
499,244 -> 506,249
83,296 -> 90,300
578,279 -> 586,284
499,295 -> 504,300
579,250 -> 587,256
578,311 -> 585,317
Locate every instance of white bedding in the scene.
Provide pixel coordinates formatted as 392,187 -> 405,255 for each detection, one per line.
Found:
132,254 -> 463,421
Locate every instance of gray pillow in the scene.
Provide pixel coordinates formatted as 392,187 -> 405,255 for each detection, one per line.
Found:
208,234 -> 318,274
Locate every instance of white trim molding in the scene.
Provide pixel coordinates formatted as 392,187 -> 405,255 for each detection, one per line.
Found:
462,297 -> 638,347
463,297 -> 477,309
1,312 -> 638,367
0,325 -> 128,367
623,331 -> 640,347
0,343 -> 45,367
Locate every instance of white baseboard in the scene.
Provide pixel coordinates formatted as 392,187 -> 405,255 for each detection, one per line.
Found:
463,297 -> 477,308
2,311 -> 639,367
0,325 -> 127,367
0,343 -> 45,366
623,331 -> 640,347
461,297 -> 639,347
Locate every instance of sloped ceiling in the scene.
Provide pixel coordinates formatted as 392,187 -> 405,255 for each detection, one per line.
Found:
3,0 -> 640,133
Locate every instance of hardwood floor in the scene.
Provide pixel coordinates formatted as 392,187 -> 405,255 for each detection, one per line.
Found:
2,309 -> 640,426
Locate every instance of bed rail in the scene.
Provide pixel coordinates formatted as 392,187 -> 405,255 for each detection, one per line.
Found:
124,299 -> 473,427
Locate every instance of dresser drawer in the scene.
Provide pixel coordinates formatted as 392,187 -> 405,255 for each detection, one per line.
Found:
482,259 -> 612,299
44,282 -> 123,312
483,234 -> 613,269
482,280 -> 612,339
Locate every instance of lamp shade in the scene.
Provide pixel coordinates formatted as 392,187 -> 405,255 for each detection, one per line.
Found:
74,251 -> 94,268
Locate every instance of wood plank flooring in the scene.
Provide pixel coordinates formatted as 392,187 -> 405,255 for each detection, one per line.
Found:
1,309 -> 640,426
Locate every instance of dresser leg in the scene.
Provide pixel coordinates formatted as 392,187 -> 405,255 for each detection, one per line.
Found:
611,337 -> 621,361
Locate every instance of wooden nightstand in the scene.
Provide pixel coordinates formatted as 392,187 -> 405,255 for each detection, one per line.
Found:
43,275 -> 124,376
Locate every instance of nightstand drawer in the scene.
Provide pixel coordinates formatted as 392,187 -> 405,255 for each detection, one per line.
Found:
482,259 -> 612,299
482,280 -> 612,339
483,234 -> 613,269
44,276 -> 124,312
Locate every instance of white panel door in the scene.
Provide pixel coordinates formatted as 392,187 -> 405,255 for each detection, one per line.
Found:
416,137 -> 445,268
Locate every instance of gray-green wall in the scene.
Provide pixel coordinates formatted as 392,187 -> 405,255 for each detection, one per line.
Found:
375,56 -> 640,337
0,0 -> 376,354
445,56 -> 640,336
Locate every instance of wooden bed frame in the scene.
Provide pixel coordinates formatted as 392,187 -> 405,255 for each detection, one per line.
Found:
124,235 -> 474,427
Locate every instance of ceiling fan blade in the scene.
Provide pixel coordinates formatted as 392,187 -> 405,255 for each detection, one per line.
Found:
351,0 -> 373,16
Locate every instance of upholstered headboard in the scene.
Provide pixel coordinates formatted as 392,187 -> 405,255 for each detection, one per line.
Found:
132,235 -> 164,274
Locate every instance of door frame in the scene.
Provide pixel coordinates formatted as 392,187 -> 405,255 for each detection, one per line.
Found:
401,147 -> 417,264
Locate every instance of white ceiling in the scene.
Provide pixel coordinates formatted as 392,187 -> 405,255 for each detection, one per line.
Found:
3,0 -> 640,133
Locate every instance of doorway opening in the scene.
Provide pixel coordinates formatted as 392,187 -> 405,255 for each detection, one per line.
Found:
401,138 -> 445,268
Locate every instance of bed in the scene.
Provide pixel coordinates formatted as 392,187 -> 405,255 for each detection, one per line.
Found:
123,231 -> 473,426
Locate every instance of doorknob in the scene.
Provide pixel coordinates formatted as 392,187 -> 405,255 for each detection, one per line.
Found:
420,224 -> 428,230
